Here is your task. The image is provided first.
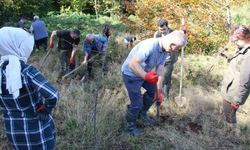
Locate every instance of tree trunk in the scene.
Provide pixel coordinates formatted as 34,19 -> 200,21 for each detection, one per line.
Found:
95,0 -> 98,19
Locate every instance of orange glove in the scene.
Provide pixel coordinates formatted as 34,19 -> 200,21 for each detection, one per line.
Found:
69,57 -> 74,64
49,41 -> 54,48
154,89 -> 164,104
231,102 -> 239,110
144,71 -> 158,85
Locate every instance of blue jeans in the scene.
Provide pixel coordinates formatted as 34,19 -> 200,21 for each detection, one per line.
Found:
122,73 -> 156,115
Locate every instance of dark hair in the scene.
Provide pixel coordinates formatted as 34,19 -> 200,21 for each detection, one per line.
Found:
231,25 -> 250,41
102,24 -> 111,37
72,29 -> 81,36
157,19 -> 168,27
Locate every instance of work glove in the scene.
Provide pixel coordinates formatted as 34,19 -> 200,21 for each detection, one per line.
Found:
144,71 -> 158,85
154,89 -> 164,104
69,57 -> 74,64
49,41 -> 54,48
231,102 -> 239,110
36,104 -> 51,121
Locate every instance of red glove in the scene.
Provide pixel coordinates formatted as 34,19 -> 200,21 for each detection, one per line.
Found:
49,41 -> 54,48
144,71 -> 158,85
69,57 -> 74,64
154,89 -> 164,104
36,104 -> 46,113
231,102 -> 239,110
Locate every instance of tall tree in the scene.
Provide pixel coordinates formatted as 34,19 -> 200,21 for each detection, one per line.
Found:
133,0 -> 245,54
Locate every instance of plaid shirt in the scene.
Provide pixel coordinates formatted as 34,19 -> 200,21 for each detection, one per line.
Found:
0,61 -> 59,150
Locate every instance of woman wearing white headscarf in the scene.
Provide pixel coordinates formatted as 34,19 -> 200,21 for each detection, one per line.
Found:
0,27 -> 59,150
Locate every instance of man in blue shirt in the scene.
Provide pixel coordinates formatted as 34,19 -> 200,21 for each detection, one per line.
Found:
122,30 -> 186,136
30,16 -> 49,50
83,25 -> 111,78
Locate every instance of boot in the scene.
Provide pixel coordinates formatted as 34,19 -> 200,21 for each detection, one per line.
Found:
140,110 -> 157,126
140,93 -> 157,126
126,109 -> 144,136
226,123 -> 241,138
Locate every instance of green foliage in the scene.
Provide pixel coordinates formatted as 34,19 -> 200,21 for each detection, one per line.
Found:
58,0 -> 121,16
231,1 -> 250,25
0,0 -> 123,26
0,0 -> 13,25
97,0 -> 121,16
0,0 -> 53,26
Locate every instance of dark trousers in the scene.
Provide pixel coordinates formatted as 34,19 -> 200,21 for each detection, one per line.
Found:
223,100 -> 237,123
87,52 -> 106,77
35,37 -> 48,50
122,73 -> 155,115
164,62 -> 174,93
58,49 -> 74,77
164,51 -> 178,94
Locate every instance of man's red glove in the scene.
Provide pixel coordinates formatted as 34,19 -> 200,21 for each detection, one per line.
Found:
144,71 -> 158,85
49,41 -> 54,48
231,102 -> 239,110
69,57 -> 74,64
154,89 -> 164,104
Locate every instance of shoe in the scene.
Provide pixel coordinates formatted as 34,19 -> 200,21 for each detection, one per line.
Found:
140,112 -> 157,126
126,109 -> 144,137
127,122 -> 144,136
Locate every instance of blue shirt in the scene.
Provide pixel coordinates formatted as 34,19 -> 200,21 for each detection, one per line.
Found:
121,38 -> 168,77
95,34 -> 109,51
31,20 -> 48,40
83,34 -> 109,55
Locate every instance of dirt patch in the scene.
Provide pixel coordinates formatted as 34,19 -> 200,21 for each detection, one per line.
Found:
159,114 -> 203,134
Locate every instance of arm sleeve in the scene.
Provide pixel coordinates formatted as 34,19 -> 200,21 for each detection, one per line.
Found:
28,67 -> 59,110
236,53 -> 250,105
83,40 -> 91,54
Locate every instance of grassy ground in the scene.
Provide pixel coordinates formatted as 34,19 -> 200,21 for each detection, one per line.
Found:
1,9 -> 250,150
